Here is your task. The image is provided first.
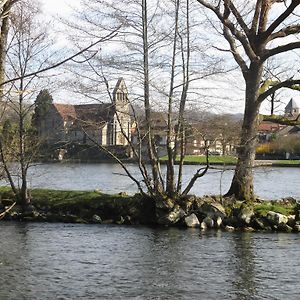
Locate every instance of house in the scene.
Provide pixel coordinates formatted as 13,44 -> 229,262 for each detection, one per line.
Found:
38,78 -> 131,147
257,121 -> 285,142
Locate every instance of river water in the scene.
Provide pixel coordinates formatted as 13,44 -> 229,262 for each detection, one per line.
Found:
1,222 -> 300,300
1,164 -> 300,299
21,163 -> 300,199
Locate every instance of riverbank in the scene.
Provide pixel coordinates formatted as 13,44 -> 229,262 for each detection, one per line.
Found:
1,187 -> 300,232
160,155 -> 300,167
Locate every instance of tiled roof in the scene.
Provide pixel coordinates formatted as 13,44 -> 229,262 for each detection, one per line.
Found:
53,103 -> 76,120
53,103 -> 115,124
258,121 -> 284,132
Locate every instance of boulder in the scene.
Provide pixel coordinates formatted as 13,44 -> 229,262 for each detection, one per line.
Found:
294,203 -> 300,221
225,225 -> 235,231
287,215 -> 296,227
215,216 -> 223,228
155,197 -> 175,211
157,205 -> 185,225
243,227 -> 255,232
238,204 -> 254,225
184,213 -> 200,228
203,216 -> 214,228
200,221 -> 207,230
278,223 -> 293,233
198,202 -> 226,219
252,217 -> 272,231
266,211 -> 288,227
223,216 -> 240,228
116,216 -> 125,225
92,214 -> 102,223
293,224 -> 300,232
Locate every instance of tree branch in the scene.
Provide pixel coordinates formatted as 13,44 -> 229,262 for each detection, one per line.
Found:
0,28 -> 120,87
263,41 -> 300,61
262,0 -> 300,40
257,79 -> 300,103
223,26 -> 248,75
269,24 -> 300,41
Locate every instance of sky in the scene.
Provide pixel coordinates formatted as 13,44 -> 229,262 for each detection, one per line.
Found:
37,0 -> 300,115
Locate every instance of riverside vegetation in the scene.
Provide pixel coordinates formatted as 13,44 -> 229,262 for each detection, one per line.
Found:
1,187 -> 300,233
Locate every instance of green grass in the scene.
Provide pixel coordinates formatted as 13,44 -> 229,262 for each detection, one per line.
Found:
160,155 -> 237,165
0,186 -> 134,210
254,202 -> 296,217
271,160 -> 300,165
160,155 -> 300,166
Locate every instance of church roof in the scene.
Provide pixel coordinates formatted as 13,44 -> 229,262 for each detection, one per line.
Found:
285,98 -> 299,110
53,103 -> 76,120
53,103 -> 115,128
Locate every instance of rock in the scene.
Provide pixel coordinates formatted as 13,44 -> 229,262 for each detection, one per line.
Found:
266,211 -> 288,226
238,204 -> 254,225
223,216 -> 240,228
278,223 -> 293,233
198,202 -> 226,219
200,221 -> 207,230
281,197 -> 297,205
252,217 -> 272,231
294,203 -> 300,221
203,216 -> 214,228
116,216 -> 125,225
293,224 -> 300,232
178,195 -> 196,213
215,216 -> 223,228
157,205 -> 185,225
243,227 -> 255,232
225,225 -> 235,231
155,197 -> 175,211
287,215 -> 296,227
92,214 -> 102,223
184,213 -> 200,228
102,219 -> 114,224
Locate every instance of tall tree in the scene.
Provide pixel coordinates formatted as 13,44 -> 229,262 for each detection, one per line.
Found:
197,0 -> 300,201
32,89 -> 53,131
66,0 -> 222,215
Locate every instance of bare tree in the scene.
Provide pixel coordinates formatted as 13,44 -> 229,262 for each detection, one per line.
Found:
65,0 -> 222,215
197,0 -> 300,201
0,0 -> 118,208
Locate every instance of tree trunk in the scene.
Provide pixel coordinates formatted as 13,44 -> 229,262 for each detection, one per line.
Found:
226,65 -> 262,201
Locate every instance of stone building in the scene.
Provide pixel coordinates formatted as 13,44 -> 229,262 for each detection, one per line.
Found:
38,78 -> 131,147
285,98 -> 300,117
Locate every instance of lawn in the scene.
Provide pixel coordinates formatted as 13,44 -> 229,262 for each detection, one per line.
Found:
160,155 -> 237,165
160,155 -> 300,166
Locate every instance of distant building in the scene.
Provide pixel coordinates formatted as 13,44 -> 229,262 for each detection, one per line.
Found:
38,78 -> 131,147
258,99 -> 300,142
285,98 -> 300,117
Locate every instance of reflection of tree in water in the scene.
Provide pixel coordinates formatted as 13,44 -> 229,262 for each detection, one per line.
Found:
138,227 -> 185,298
231,232 -> 257,300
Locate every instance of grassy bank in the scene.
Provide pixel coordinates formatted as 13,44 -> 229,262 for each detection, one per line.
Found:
160,155 -> 300,166
160,155 -> 237,165
0,187 -> 299,231
0,187 -> 156,224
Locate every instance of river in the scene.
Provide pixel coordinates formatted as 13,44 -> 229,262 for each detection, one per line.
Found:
19,163 -> 300,199
1,165 -> 300,299
1,222 -> 300,299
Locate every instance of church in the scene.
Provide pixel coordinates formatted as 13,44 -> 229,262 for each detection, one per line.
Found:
38,78 -> 131,147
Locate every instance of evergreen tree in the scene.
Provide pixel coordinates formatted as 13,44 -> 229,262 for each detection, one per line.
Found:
32,89 -> 53,129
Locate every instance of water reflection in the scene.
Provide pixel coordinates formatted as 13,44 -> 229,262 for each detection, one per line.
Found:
1,224 -> 300,299
230,233 -> 257,300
